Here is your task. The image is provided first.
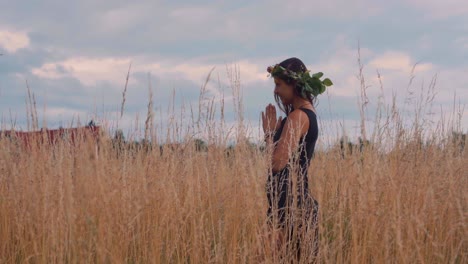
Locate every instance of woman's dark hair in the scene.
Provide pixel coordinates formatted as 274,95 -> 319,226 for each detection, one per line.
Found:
274,57 -> 317,116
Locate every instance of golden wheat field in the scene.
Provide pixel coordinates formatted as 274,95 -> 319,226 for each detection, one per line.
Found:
0,69 -> 466,264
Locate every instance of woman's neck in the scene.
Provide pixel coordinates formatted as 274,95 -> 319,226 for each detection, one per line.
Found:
292,98 -> 311,110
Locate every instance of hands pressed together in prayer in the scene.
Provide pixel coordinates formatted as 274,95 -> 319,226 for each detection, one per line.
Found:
261,104 -> 283,139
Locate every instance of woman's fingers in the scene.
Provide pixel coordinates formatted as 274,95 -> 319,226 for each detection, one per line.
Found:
262,104 -> 279,132
267,104 -> 276,117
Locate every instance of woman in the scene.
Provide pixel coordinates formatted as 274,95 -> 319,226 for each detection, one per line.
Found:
261,57 -> 332,261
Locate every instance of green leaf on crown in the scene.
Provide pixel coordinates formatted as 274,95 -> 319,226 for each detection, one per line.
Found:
312,72 -> 323,78
322,78 -> 333,86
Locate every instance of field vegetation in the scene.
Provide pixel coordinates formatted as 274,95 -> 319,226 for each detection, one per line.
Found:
0,62 -> 466,263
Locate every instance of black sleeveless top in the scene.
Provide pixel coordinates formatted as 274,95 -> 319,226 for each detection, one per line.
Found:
272,107 -> 318,179
266,107 -> 318,223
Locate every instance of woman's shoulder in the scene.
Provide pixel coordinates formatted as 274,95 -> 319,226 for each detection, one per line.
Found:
290,107 -> 316,119
289,108 -> 308,119
298,107 -> 317,116
287,109 -> 310,128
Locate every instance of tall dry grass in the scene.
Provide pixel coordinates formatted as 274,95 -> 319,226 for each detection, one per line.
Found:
0,62 -> 466,263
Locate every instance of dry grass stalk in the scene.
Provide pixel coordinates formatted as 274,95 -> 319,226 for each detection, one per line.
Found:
144,73 -> 154,142
120,62 -> 132,119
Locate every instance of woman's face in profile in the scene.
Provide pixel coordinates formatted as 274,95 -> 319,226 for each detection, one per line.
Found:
274,77 -> 294,104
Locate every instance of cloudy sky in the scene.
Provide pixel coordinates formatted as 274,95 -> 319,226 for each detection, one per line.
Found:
1,0 -> 467,143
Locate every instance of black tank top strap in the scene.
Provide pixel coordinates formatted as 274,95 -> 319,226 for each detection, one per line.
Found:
298,108 -> 317,137
298,107 -> 316,120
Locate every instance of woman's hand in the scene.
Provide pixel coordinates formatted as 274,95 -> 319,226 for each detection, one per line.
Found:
262,104 -> 283,135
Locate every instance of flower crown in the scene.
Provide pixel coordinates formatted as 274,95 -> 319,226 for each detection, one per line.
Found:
267,64 -> 333,97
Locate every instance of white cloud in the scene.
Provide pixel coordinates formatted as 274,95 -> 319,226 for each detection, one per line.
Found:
31,56 -> 269,88
403,0 -> 468,18
32,57 -> 132,86
369,51 -> 433,73
0,29 -> 30,53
